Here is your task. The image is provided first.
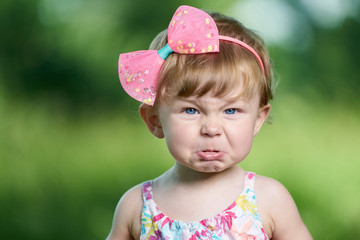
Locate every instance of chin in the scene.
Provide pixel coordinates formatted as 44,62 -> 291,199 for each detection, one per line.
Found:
197,164 -> 228,173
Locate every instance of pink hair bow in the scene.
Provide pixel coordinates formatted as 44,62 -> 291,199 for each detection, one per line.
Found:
118,5 -> 265,105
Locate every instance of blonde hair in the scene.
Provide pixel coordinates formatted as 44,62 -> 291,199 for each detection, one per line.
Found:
149,11 -> 275,107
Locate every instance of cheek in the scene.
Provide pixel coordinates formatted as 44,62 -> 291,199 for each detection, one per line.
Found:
227,124 -> 255,159
163,123 -> 196,156
232,131 -> 254,149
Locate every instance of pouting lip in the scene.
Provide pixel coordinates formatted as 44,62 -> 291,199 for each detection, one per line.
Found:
199,148 -> 222,152
196,150 -> 225,161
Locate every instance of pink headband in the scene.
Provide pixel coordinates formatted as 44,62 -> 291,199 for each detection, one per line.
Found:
118,5 -> 265,105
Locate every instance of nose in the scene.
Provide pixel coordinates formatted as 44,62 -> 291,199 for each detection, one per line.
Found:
200,114 -> 222,137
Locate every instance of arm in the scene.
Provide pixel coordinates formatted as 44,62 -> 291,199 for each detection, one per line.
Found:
106,185 -> 143,240
256,176 -> 313,240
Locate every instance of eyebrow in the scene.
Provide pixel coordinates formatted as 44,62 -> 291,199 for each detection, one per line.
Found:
176,96 -> 249,108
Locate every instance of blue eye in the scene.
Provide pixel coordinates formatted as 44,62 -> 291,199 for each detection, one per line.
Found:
185,108 -> 198,114
224,108 -> 237,114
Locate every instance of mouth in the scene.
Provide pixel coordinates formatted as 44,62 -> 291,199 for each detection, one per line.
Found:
197,150 -> 225,161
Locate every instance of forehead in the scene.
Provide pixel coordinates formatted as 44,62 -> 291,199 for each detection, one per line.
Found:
159,89 -> 261,109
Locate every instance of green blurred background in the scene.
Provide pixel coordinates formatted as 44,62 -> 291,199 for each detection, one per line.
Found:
1,0 -> 359,239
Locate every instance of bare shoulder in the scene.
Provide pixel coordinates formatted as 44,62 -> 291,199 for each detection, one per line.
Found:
255,175 -> 313,240
106,184 -> 143,240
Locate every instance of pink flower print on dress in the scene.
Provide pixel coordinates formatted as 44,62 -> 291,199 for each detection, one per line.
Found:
231,218 -> 257,240
261,228 -> 268,240
247,172 -> 255,180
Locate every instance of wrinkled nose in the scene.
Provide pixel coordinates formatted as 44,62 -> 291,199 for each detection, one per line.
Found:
200,115 -> 222,137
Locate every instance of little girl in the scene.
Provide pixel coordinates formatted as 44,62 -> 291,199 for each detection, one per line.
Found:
107,5 -> 312,240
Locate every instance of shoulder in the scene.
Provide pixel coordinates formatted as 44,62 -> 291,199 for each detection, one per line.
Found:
254,175 -> 313,240
255,175 -> 292,206
106,184 -> 144,240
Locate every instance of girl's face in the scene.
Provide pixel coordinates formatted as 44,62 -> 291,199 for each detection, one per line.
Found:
144,92 -> 270,173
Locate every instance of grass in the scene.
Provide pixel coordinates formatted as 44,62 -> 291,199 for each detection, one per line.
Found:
1,91 -> 359,239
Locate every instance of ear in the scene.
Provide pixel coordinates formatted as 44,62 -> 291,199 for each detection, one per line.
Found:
139,104 -> 164,139
254,103 -> 271,136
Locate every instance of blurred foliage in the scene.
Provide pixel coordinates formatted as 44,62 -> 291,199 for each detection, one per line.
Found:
272,17 -> 360,103
1,0 -> 360,239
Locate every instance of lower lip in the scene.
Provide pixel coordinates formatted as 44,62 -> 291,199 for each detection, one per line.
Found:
197,151 -> 225,161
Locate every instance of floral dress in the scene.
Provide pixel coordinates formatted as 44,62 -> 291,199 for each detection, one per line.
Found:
140,172 -> 268,240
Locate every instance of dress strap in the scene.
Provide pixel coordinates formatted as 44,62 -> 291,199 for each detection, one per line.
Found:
243,172 -> 256,192
142,181 -> 153,203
